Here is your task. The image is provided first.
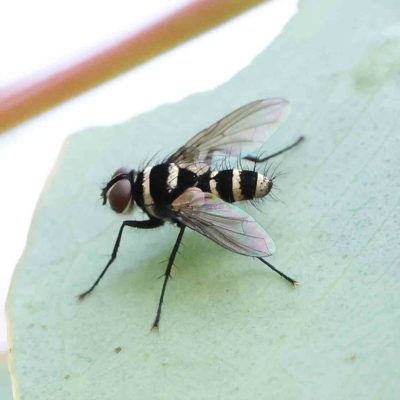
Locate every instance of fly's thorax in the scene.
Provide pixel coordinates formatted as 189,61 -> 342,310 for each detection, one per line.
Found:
103,167 -> 135,214
136,163 -> 199,208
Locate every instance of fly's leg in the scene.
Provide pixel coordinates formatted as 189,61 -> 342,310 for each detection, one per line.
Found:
151,226 -> 186,331
244,136 -> 304,163
258,258 -> 299,287
247,137 -> 303,284
78,218 -> 164,300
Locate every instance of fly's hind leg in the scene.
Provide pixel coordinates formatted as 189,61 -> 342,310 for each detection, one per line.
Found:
244,136 -> 304,163
258,258 -> 299,287
78,218 -> 164,300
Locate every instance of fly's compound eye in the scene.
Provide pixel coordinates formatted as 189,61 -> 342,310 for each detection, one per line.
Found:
106,167 -> 134,214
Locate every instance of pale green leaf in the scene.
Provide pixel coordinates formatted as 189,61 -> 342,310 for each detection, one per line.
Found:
7,0 -> 400,399
0,354 -> 12,400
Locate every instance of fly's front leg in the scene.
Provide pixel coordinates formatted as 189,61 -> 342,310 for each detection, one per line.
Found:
151,226 -> 186,331
78,218 -> 164,300
244,136 -> 304,163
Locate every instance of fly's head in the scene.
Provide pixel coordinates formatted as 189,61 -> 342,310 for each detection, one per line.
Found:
101,167 -> 136,214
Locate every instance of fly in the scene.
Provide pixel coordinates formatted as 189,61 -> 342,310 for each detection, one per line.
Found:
78,98 -> 304,330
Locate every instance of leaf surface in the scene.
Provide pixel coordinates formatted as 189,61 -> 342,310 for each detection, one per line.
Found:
7,0 -> 400,398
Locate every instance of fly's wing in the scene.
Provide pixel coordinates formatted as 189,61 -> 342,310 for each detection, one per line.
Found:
168,98 -> 291,167
172,188 -> 276,257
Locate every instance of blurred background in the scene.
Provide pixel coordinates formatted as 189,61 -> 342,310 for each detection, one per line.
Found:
0,0 -> 297,383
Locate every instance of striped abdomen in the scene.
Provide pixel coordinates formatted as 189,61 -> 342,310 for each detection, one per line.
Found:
134,163 -> 273,209
198,169 -> 272,203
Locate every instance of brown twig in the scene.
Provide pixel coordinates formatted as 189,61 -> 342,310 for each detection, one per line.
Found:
0,0 -> 265,133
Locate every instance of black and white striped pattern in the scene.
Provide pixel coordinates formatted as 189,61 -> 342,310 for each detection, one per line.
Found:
133,163 -> 272,208
198,168 -> 272,203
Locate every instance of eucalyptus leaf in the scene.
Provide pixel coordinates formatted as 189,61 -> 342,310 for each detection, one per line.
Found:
7,0 -> 400,398
0,355 -> 12,400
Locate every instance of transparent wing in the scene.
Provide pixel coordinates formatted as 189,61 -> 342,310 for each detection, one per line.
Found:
168,98 -> 291,166
172,188 -> 276,257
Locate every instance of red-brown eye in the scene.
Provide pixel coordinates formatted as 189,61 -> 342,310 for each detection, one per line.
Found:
107,168 -> 133,214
